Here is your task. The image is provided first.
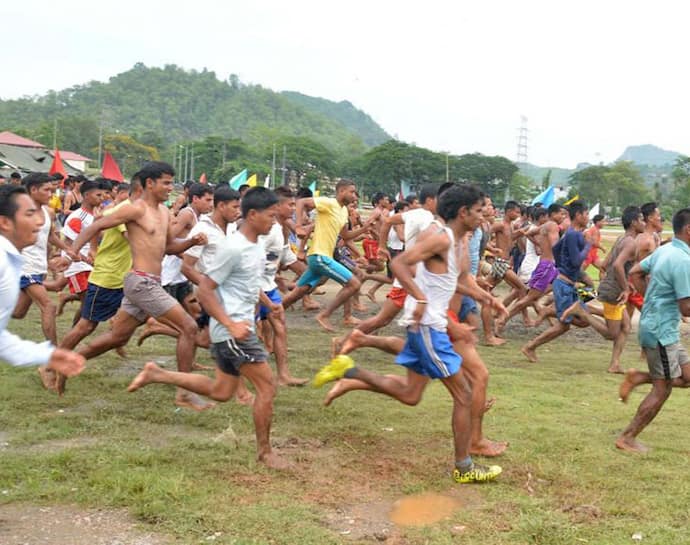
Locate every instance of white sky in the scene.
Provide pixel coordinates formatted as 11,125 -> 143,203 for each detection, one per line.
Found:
3,0 -> 688,168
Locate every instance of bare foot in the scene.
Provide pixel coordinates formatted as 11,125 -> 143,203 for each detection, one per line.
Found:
523,318 -> 536,328
484,396 -> 496,413
313,288 -> 326,295
352,302 -> 368,312
619,368 -> 644,403
483,336 -> 507,347
127,361 -> 161,392
521,345 -> 538,363
316,314 -> 337,333
366,290 -> 377,304
175,390 -> 216,411
192,361 -> 215,371
470,438 -> 508,457
56,294 -> 68,317
38,366 -> 57,391
331,336 -> 344,358
324,379 -> 354,406
235,392 -> 255,406
560,300 -> 581,323
340,328 -> 365,355
615,436 -> 649,454
55,373 -> 67,397
494,316 -> 506,335
302,297 -> 321,311
136,326 -> 155,347
607,365 -> 624,374
258,451 -> 291,470
278,375 -> 309,387
343,316 -> 362,327
115,346 -> 128,359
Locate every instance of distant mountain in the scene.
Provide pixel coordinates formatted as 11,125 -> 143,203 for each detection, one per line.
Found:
617,144 -> 681,166
281,91 -> 390,146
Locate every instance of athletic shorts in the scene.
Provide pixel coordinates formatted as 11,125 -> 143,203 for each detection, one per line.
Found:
67,270 -> 90,295
196,309 -> 210,328
395,326 -> 462,379
257,288 -> 282,320
210,334 -> 268,376
601,301 -> 625,321
628,289 -> 644,310
528,260 -> 558,293
552,278 -> 583,324
386,286 -> 407,309
582,246 -> 599,267
490,258 -> 510,281
459,296 -> 478,321
644,342 -> 689,380
163,280 -> 194,304
296,254 -> 353,288
386,248 -> 403,279
20,274 -> 46,290
363,238 -> 379,260
121,272 -> 178,323
333,247 -> 358,272
81,283 -> 124,322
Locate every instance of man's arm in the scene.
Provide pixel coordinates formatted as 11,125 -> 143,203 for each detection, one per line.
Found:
341,218 -> 374,241
181,254 -> 203,285
70,201 -> 141,256
612,238 -> 636,302
628,263 -> 647,296
566,231 -> 590,269
378,213 -> 405,259
169,208 -> 195,239
295,198 -> 316,232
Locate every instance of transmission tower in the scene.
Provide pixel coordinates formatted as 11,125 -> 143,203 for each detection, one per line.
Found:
516,115 -> 528,164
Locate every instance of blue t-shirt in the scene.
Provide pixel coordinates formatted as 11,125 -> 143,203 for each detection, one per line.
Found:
469,227 -> 482,276
555,228 -> 590,282
638,238 -> 690,347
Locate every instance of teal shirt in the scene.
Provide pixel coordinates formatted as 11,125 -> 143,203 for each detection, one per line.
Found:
638,238 -> 690,347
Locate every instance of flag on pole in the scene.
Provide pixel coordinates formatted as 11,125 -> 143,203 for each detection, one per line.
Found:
49,148 -> 67,181
588,203 -> 600,220
564,194 -> 580,206
264,175 -> 271,188
400,180 -> 411,199
531,186 -> 555,207
229,169 -> 247,190
247,174 -> 257,187
308,181 -> 317,194
101,152 -> 124,183
199,172 -> 208,184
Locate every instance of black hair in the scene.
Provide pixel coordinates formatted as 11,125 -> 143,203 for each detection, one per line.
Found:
622,206 -> 642,230
437,184 -> 484,222
296,187 -> 313,199
592,214 -> 605,223
183,180 -> 194,191
371,191 -> 385,206
238,184 -> 250,193
22,172 -> 53,192
116,183 -> 130,193
547,203 -> 562,216
189,182 -> 213,200
335,179 -> 356,192
672,208 -> 690,235
640,202 -> 658,222
567,200 -> 588,220
0,185 -> 28,219
97,179 -> 114,192
532,207 -> 547,222
504,200 -> 520,212
519,204 -> 527,215
419,184 -> 439,205
394,200 -> 409,213
241,187 -> 279,217
50,173 -> 64,182
138,161 -> 175,189
438,182 -> 455,198
80,180 -> 101,194
274,186 -> 295,200
404,193 -> 418,205
213,185 -> 241,206
10,172 -> 21,180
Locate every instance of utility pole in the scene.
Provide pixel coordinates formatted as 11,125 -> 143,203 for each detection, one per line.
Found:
271,143 -> 276,188
190,146 -> 195,181
516,115 -> 528,165
445,152 -> 450,183
184,145 -> 189,182
281,145 -> 287,186
53,118 -> 58,150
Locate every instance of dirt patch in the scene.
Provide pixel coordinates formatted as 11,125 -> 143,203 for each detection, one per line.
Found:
0,504 -> 171,545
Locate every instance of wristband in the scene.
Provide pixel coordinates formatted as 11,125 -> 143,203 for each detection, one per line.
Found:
416,300 -> 428,304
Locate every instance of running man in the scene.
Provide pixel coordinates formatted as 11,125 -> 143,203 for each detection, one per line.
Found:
314,184 -> 502,483
582,214 -> 607,279
616,208 -> 690,453
129,188 -> 288,469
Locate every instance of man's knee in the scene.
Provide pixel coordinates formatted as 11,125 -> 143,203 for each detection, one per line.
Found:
179,316 -> 199,338
347,276 -> 361,291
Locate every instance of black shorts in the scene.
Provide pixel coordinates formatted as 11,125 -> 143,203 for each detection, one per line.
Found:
210,334 -> 268,376
196,309 -> 210,328
387,248 -> 403,278
163,281 -> 194,304
81,283 -> 124,322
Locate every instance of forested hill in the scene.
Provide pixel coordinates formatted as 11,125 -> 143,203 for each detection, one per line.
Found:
0,63 -> 388,157
616,144 -> 681,166
281,91 -> 390,146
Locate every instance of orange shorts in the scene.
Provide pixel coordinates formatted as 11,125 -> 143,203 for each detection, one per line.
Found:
67,270 -> 90,295
386,286 -> 407,308
363,238 -> 380,261
447,309 -> 461,342
628,290 -> 644,310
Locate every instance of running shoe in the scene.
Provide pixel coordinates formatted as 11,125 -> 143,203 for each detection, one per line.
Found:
453,463 -> 502,483
313,355 -> 355,387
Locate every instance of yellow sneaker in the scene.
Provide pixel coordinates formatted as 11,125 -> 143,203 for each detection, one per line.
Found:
313,355 -> 355,387
453,463 -> 502,483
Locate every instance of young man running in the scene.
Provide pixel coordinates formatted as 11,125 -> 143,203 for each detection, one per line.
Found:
66,162 -> 210,410
582,214 -> 607,279
616,208 -> 690,453
129,188 -> 288,469
314,184 -> 502,483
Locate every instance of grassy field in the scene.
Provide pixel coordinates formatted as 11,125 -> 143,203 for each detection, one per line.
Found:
2,294 -> 690,545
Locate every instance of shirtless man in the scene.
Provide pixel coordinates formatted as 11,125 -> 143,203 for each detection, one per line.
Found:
582,214 -> 607,279
66,161 -> 210,410
627,202 -> 664,314
496,204 -> 565,333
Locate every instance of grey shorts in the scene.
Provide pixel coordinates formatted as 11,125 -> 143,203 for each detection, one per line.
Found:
121,272 -> 178,323
210,334 -> 268,376
644,342 -> 689,380
490,258 -> 510,281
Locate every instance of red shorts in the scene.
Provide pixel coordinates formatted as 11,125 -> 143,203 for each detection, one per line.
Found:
447,310 -> 461,343
362,238 -> 380,261
68,270 -> 90,294
628,290 -> 644,310
386,286 -> 407,309
582,246 -> 599,267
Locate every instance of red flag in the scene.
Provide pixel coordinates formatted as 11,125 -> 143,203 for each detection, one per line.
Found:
101,152 -> 124,183
199,172 -> 208,184
49,149 -> 67,182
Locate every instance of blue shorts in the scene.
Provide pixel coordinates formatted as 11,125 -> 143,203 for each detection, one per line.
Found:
81,283 -> 124,322
20,274 -> 46,289
459,296 -> 478,321
257,288 -> 282,320
552,278 -> 584,324
395,326 -> 462,379
296,254 -> 353,288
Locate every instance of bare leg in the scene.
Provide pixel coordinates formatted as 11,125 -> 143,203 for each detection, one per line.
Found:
25,284 -> 58,345
343,367 -> 430,405
340,329 -> 405,356
616,379 -> 672,453
440,370 -> 473,463
495,289 -> 543,334
521,321 -> 570,362
267,308 -> 307,386
481,301 -> 506,346
316,276 -> 361,332
59,318 -> 98,350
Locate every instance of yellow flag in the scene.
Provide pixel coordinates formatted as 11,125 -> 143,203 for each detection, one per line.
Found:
564,194 -> 580,206
247,174 -> 257,187
314,190 -> 320,197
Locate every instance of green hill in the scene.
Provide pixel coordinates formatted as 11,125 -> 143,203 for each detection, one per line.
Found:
617,144 -> 681,166
0,63 -> 390,158
518,163 -> 575,187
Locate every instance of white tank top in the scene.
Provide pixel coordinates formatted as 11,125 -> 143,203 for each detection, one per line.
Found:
400,224 -> 460,331
518,238 -> 539,283
21,206 -> 51,275
162,207 -> 199,286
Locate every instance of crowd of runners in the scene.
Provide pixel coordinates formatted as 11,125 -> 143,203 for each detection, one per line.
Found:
1,161 -> 689,481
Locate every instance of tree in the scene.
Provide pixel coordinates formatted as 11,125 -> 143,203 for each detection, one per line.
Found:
541,169 -> 552,190
102,133 -> 159,175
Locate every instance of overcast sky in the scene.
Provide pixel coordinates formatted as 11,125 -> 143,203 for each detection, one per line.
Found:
3,0 -> 687,168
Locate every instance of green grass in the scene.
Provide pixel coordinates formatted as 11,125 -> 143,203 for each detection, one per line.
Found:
1,301 -> 690,544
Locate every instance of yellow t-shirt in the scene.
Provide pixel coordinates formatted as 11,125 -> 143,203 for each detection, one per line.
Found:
307,197 -> 349,258
88,200 -> 131,289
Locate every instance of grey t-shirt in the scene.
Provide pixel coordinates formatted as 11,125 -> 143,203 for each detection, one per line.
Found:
205,230 -> 265,342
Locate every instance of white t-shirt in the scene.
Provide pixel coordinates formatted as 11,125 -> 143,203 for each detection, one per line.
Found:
62,207 -> 94,277
205,230 -> 266,342
258,222 -> 284,292
387,211 -> 404,251
392,208 -> 435,288
184,214 -> 227,274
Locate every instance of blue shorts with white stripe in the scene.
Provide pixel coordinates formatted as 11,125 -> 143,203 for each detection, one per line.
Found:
395,326 -> 462,379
